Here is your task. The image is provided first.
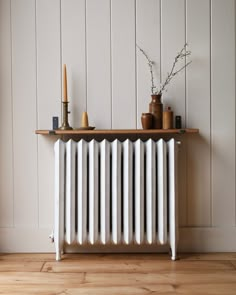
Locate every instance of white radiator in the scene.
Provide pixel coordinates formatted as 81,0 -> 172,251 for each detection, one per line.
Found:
53,138 -> 178,260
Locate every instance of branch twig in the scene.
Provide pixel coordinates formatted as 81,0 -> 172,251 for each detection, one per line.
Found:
136,45 -> 157,94
137,43 -> 192,95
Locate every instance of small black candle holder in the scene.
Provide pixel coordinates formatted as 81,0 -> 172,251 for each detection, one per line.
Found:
59,101 -> 73,130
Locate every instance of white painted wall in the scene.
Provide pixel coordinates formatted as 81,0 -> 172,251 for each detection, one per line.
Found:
0,0 -> 235,252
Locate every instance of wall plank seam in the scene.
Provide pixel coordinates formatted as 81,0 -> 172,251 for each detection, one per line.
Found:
10,0 -> 15,228
209,0 -> 213,227
109,0 -> 113,128
134,0 -> 137,129
35,0 -> 40,228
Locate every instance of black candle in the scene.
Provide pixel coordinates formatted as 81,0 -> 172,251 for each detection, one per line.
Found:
175,116 -> 182,129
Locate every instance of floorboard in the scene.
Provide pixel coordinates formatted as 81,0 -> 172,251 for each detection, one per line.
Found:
0,253 -> 235,294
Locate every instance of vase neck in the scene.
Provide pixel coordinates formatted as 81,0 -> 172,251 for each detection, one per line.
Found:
151,94 -> 162,103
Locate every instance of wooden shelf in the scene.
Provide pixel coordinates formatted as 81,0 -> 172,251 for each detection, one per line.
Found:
35,128 -> 199,135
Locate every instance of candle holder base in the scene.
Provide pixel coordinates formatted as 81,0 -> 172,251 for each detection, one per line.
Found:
58,125 -> 73,130
59,101 -> 73,130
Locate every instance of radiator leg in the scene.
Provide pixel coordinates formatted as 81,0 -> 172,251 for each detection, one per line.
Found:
56,248 -> 64,261
56,252 -> 61,261
55,241 -> 60,261
170,246 -> 178,261
55,240 -> 63,261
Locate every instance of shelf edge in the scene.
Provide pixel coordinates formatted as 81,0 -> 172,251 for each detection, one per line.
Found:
35,128 -> 199,135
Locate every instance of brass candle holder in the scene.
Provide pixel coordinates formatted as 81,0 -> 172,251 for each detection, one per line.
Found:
59,101 -> 73,130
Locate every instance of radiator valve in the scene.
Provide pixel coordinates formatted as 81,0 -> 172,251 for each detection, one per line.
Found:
49,231 -> 54,243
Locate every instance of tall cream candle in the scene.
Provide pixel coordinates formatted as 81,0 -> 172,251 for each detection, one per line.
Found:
63,64 -> 68,102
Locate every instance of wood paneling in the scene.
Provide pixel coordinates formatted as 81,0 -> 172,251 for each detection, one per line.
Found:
111,0 -> 136,128
61,0 -> 87,128
36,0 -> 61,130
0,0 -> 14,227
36,0 -> 61,228
0,228 -> 54,252
161,0 -> 187,226
11,0 -> 38,227
161,0 -> 186,121
136,0 -> 161,129
211,0 -> 235,226
86,0 -> 111,128
186,0 -> 211,226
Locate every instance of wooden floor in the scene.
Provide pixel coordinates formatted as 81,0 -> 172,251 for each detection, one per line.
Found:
0,253 -> 236,294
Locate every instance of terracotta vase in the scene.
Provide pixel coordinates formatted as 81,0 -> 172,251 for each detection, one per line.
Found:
141,113 -> 153,129
149,94 -> 163,129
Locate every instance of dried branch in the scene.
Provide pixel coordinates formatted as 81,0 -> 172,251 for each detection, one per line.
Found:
159,43 -> 192,94
136,45 -> 157,94
137,43 -> 192,96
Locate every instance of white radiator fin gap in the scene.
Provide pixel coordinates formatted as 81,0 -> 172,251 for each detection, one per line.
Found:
111,140 -> 122,244
89,140 -> 99,244
134,139 -> 144,244
157,139 -> 167,245
54,138 -> 178,261
77,139 -> 87,245
145,139 -> 156,244
123,139 -> 133,244
100,139 -> 110,244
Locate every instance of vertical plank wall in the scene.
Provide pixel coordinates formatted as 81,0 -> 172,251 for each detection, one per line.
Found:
86,0 -> 111,128
0,0 -> 235,252
186,0 -> 211,226
11,0 -> 38,228
111,0 -> 136,129
36,0 -> 61,229
0,0 -> 13,228
136,0 -> 161,129
161,0 -> 187,227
